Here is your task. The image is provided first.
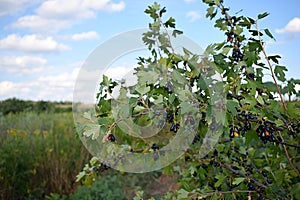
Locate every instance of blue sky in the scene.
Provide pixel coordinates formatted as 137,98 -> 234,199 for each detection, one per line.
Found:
0,0 -> 299,101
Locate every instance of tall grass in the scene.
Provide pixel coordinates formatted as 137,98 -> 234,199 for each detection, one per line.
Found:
0,112 -> 90,199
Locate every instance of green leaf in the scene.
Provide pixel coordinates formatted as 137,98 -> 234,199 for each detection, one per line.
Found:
274,65 -> 287,82
165,17 -> 176,28
227,100 -> 239,116
172,69 -> 186,85
256,95 -> 264,105
135,84 -> 151,95
232,177 -> 245,185
264,29 -> 275,40
133,105 -> 146,114
172,29 -> 183,37
214,174 -> 226,188
83,110 -> 93,120
244,51 -> 258,66
76,171 -> 86,182
83,123 -> 101,140
268,55 -> 281,64
177,189 -> 190,199
274,119 -> 284,127
137,70 -> 159,85
258,12 -> 269,20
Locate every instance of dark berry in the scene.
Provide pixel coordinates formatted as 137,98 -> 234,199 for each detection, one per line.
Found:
248,182 -> 255,190
247,73 -> 255,80
213,149 -> 218,157
244,121 -> 251,130
201,112 -> 206,122
107,134 -> 115,142
153,151 -> 159,161
137,100 -> 143,106
261,170 -> 267,177
151,143 -> 159,151
192,135 -> 200,144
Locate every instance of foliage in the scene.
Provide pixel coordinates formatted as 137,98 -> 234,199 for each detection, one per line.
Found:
76,1 -> 300,199
0,98 -> 72,115
0,112 -> 90,199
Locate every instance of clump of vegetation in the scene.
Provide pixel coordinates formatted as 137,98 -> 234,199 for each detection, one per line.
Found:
77,1 -> 300,199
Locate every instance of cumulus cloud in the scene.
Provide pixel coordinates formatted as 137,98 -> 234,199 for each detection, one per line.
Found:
0,56 -> 47,75
0,0 -> 39,16
106,1 -> 125,12
12,0 -> 125,33
186,11 -> 201,22
0,34 -> 70,52
0,68 -> 79,101
12,15 -> 71,33
275,17 -> 300,34
63,31 -> 100,41
0,81 -> 15,95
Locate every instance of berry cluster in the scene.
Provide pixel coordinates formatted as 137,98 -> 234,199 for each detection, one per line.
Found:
240,111 -> 254,131
288,122 -> 299,138
170,123 -> 180,133
232,47 -> 243,62
256,122 -> 277,143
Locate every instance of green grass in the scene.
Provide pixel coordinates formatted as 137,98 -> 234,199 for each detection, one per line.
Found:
0,112 -> 90,199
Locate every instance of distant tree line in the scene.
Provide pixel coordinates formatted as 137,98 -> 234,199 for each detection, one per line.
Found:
0,98 -> 72,115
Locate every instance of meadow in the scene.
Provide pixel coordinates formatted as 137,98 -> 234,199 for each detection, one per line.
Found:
0,111 -> 92,199
0,100 -> 175,200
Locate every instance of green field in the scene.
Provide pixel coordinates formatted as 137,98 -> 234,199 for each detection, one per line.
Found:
0,100 -> 176,200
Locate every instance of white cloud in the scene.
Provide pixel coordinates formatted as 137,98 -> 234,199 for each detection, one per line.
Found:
0,81 -> 15,95
64,31 -> 100,41
0,56 -> 47,75
275,17 -> 300,34
106,1 -> 126,12
0,63 -> 135,101
186,11 -> 201,22
0,0 -> 39,16
0,34 -> 70,52
12,15 -> 71,33
12,0 -> 125,33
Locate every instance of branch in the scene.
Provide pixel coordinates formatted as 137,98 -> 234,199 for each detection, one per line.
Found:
255,21 -> 287,111
189,190 -> 256,199
278,131 -> 300,177
157,13 -> 175,54
222,163 -> 268,189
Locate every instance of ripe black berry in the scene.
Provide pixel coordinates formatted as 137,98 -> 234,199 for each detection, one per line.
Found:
107,134 -> 115,142
151,143 -> 159,151
247,73 -> 255,80
192,134 -> 200,144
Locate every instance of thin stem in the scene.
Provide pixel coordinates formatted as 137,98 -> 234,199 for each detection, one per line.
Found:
255,21 -> 287,111
222,163 -> 268,189
189,190 -> 256,199
157,13 -> 175,54
278,131 -> 300,177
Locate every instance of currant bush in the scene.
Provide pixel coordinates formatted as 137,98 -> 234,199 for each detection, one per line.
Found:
77,1 -> 300,199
